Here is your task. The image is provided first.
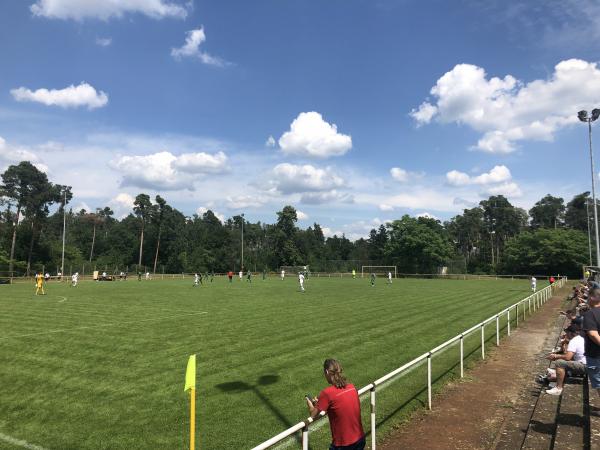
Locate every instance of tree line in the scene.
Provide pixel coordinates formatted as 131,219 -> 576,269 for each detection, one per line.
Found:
0,161 -> 592,277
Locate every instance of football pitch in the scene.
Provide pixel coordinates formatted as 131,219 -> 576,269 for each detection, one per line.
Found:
0,276 -> 540,449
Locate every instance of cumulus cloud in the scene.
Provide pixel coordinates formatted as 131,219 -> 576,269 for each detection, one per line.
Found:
265,135 -> 276,147
268,163 -> 345,195
379,203 -> 394,211
30,0 -> 188,20
296,210 -> 309,220
300,190 -> 354,205
390,167 -> 423,183
483,182 -> 523,198
197,206 -> 225,223
446,165 -> 512,186
0,136 -> 38,166
225,195 -> 267,209
278,112 -> 352,158
95,37 -> 112,47
411,59 -> 600,153
109,193 -> 135,218
171,27 -> 228,67
11,82 -> 108,109
110,150 -> 228,190
322,218 -> 390,241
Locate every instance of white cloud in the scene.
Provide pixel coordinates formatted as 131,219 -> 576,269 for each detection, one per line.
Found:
411,59 -> 600,153
278,112 -> 352,158
110,150 -> 228,190
225,195 -> 267,209
379,204 -> 394,211
11,82 -> 108,109
197,206 -> 225,223
300,190 -> 354,205
322,218 -> 390,241
390,167 -> 423,183
268,163 -> 345,194
30,0 -> 188,20
446,165 -> 512,186
265,135 -> 276,147
296,210 -> 309,220
0,136 -> 39,166
171,27 -> 228,67
95,37 -> 112,47
109,193 -> 135,218
482,182 -> 523,198
73,201 -> 91,212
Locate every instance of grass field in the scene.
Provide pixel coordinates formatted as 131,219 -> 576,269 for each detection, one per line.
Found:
0,275 -> 542,449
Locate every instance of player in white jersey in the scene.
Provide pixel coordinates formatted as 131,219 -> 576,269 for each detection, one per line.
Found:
298,272 -> 305,292
531,276 -> 537,292
194,273 -> 199,287
281,269 -> 285,281
71,272 -> 78,287
145,272 -> 151,280
239,270 -> 243,280
387,271 -> 392,284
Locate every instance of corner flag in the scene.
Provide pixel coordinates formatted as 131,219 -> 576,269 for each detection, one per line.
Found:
185,354 -> 197,450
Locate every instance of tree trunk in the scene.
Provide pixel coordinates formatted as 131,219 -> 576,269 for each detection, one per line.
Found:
89,223 -> 96,263
153,227 -> 162,274
26,218 -> 36,276
8,204 -> 21,276
138,223 -> 144,266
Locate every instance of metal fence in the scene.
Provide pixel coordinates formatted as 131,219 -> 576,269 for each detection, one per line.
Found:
251,277 -> 567,450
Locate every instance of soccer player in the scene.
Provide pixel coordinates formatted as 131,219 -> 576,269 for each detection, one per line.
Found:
262,269 -> 266,280
387,271 -> 392,284
228,271 -> 233,283
531,276 -> 537,292
71,272 -> 78,287
239,270 -> 243,281
138,271 -> 142,281
299,272 -> 305,292
44,272 -> 50,282
35,272 -> 45,295
352,269 -> 356,279
194,273 -> 200,287
247,271 -> 252,283
145,271 -> 151,281
210,271 -> 214,283
281,269 -> 285,281
370,272 -> 376,287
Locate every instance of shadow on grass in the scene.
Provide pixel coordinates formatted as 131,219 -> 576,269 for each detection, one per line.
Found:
216,374 -> 295,429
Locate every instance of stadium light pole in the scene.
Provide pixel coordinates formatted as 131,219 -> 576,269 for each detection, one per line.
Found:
241,213 -> 244,271
61,189 -> 66,280
579,109 -> 600,267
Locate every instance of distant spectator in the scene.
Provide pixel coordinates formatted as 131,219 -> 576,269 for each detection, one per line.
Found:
546,325 -> 586,395
583,296 -> 600,398
306,359 -> 365,450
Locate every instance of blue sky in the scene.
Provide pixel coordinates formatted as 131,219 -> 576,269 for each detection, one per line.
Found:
2,0 -> 600,239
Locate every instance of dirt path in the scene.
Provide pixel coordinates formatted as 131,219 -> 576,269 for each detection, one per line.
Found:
379,286 -> 570,450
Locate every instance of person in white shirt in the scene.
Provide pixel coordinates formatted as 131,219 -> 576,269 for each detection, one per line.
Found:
546,325 -> 587,395
239,270 -> 243,280
145,272 -> 151,280
531,276 -> 537,292
298,272 -> 305,292
193,273 -> 199,287
281,269 -> 285,281
387,272 -> 392,284
71,272 -> 78,287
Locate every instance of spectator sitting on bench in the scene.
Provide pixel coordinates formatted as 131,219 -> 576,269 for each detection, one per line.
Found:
546,325 -> 586,396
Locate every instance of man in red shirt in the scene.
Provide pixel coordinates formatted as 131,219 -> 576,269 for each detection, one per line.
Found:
227,271 -> 233,283
306,359 -> 365,450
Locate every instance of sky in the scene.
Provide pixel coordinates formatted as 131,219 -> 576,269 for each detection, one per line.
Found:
2,0 -> 600,240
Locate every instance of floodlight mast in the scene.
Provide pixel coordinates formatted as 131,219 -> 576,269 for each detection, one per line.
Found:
579,109 -> 600,266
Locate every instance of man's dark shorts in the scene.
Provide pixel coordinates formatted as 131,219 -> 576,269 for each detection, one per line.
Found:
330,436 -> 366,450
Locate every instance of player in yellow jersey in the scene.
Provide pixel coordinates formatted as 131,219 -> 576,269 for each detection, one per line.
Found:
35,272 -> 45,295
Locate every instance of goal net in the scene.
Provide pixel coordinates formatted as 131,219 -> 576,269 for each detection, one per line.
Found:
361,266 -> 397,278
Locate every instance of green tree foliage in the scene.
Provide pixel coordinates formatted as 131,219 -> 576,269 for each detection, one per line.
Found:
385,215 -> 454,273
565,192 -> 591,231
529,194 -> 565,229
501,229 -> 588,277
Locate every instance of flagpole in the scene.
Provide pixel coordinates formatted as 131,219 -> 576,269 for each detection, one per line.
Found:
190,388 -> 196,450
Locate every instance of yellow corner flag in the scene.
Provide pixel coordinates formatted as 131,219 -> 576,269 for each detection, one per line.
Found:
185,354 -> 196,392
185,354 -> 197,450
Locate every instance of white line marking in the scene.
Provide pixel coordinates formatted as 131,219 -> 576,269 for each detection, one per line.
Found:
57,296 -> 67,303
0,432 -> 48,450
1,311 -> 208,340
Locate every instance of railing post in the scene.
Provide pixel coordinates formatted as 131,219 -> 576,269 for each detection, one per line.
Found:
496,315 -> 500,346
427,353 -> 432,410
516,304 -> 519,327
370,387 -> 376,450
507,309 -> 511,336
460,335 -> 464,377
302,424 -> 308,450
528,297 -> 531,315
481,324 -> 485,359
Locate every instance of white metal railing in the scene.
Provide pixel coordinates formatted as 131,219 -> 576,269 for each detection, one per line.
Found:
251,277 -> 567,450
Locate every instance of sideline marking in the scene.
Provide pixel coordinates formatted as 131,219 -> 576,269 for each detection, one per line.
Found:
57,296 -> 67,303
0,432 -> 48,450
1,311 -> 208,340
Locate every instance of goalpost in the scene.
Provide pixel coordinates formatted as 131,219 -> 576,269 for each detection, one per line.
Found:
280,265 -> 309,274
361,266 -> 397,278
